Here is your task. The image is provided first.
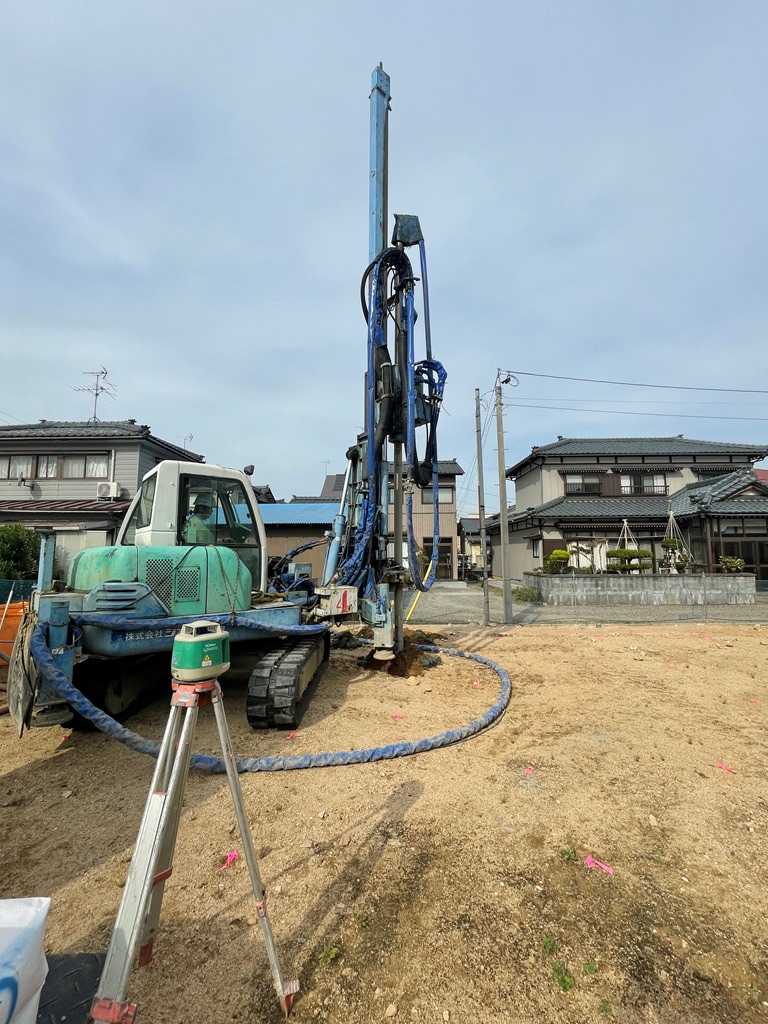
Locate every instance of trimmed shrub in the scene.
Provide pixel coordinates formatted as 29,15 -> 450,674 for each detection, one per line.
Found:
545,549 -> 570,574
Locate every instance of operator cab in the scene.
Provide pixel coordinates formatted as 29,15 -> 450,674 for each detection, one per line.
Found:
118,461 -> 268,592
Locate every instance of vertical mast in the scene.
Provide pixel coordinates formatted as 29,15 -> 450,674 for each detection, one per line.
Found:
369,64 -> 390,262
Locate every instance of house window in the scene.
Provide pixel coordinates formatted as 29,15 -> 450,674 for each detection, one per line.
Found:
620,473 -> 666,496
62,454 -> 109,479
3,455 -> 33,480
422,486 -> 453,505
564,474 -> 600,495
36,455 -> 58,478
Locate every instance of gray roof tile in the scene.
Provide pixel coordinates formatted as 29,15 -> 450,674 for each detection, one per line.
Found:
509,436 -> 768,476
0,420 -> 203,460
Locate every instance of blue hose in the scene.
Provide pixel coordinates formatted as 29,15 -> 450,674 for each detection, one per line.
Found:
29,624 -> 510,774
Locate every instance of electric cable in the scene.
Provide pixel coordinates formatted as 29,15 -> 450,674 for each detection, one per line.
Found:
503,370 -> 768,394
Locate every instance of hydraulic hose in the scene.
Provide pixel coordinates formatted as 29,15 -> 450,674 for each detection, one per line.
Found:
29,624 -> 510,774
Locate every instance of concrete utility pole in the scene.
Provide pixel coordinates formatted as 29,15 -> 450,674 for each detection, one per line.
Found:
474,389 -> 490,626
495,385 -> 513,622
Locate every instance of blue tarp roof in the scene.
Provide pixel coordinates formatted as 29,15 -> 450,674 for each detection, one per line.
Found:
258,502 -> 337,526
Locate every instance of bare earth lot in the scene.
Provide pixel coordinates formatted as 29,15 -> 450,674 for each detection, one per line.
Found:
2,622 -> 767,1023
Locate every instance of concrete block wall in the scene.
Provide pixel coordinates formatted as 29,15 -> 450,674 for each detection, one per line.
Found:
525,573 -> 756,606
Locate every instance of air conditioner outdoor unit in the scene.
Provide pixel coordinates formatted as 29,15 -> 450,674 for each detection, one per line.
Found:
96,481 -> 120,500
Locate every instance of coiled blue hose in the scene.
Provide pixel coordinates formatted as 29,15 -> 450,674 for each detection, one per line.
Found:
29,624 -> 510,774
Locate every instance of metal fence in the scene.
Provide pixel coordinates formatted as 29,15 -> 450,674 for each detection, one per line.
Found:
0,579 -> 35,604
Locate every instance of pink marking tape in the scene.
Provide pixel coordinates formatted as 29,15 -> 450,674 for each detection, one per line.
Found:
715,762 -> 736,774
392,713 -> 404,720
222,850 -> 239,870
285,731 -> 300,741
585,855 -> 614,875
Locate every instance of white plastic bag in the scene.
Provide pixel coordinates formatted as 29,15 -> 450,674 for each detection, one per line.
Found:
0,897 -> 51,1024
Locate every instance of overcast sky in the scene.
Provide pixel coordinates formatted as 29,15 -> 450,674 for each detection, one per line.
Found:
2,1 -> 767,516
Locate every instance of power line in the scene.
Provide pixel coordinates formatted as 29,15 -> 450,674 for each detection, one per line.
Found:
504,370 -> 768,395
505,396 -> 768,407
500,402 -> 768,423
0,409 -> 25,424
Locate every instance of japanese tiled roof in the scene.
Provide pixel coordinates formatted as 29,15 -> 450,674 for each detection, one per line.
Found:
508,436 -> 768,477
0,420 -> 203,461
527,436 -> 768,457
510,495 -> 671,522
506,470 -> 768,526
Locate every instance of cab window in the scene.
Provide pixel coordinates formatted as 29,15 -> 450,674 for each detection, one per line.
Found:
121,475 -> 156,545
178,475 -> 263,586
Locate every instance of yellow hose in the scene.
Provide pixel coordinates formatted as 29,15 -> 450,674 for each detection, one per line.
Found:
405,558 -> 435,622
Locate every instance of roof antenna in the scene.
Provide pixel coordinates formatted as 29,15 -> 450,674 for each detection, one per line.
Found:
72,368 -> 117,423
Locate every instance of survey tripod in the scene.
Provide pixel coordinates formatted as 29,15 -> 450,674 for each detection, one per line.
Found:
88,632 -> 297,1022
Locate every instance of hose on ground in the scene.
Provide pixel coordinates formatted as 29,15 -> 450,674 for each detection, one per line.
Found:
29,624 -> 510,774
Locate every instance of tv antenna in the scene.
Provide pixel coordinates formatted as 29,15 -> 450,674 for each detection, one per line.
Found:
72,368 -> 117,423
182,433 -> 194,449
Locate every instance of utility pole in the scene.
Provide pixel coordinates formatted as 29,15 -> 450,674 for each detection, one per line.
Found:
495,384 -> 513,622
474,389 -> 490,626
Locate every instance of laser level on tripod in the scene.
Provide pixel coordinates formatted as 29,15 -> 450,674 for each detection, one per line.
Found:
88,621 -> 298,1023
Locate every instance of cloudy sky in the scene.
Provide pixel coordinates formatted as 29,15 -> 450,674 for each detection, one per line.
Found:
2,1 -> 767,516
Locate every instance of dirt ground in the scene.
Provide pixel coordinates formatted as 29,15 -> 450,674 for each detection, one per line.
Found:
2,622 -> 767,1024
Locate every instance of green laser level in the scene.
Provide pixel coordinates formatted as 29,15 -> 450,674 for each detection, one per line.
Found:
171,620 -> 231,681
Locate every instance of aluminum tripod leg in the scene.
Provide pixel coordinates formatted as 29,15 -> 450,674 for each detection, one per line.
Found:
210,684 -> 299,1016
89,679 -> 297,1023
89,689 -> 199,1023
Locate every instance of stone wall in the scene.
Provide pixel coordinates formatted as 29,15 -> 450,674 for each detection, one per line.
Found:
525,573 -> 756,606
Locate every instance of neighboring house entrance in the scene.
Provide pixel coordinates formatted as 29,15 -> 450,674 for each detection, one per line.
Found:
424,538 -> 453,580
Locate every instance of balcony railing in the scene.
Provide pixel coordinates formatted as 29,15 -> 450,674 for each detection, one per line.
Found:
565,482 -> 669,497
619,484 -> 669,496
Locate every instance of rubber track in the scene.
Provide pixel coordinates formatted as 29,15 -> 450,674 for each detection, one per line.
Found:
246,637 -> 326,729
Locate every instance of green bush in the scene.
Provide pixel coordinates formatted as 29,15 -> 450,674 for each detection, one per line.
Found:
0,523 -> 39,580
660,538 -> 681,550
514,585 -> 540,602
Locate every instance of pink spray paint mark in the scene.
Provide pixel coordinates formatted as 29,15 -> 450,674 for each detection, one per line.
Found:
703,635 -> 711,640
585,855 -> 614,875
716,762 -> 736,774
392,713 -> 404,720
749,700 -> 758,706
222,850 -> 239,869
285,731 -> 300,741
523,765 -> 535,775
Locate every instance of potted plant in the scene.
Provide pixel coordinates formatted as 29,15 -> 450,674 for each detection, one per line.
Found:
719,555 -> 745,573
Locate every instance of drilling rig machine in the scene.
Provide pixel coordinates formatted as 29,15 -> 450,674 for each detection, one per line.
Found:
8,65 -> 446,735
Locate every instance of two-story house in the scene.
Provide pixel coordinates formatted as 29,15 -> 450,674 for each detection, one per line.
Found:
486,436 -> 768,583
296,461 -> 464,580
0,420 -> 203,572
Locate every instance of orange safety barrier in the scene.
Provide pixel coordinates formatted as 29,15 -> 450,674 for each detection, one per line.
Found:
0,601 -> 26,664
